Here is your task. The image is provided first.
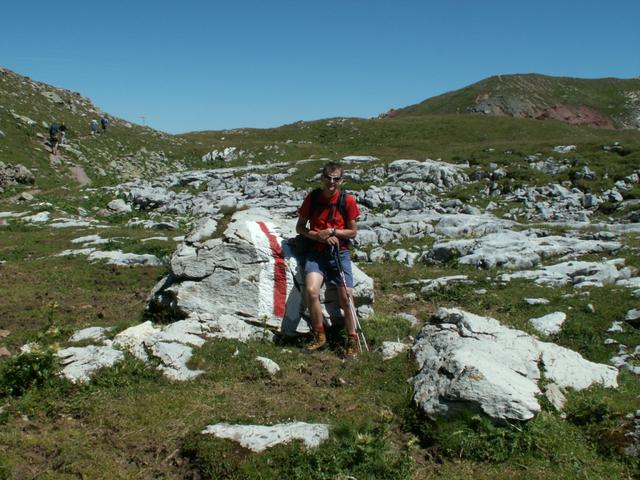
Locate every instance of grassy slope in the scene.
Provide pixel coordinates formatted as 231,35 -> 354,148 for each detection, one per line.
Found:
0,67 -> 639,478
392,74 -> 640,125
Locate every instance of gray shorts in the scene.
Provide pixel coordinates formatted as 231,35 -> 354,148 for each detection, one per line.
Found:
304,249 -> 353,288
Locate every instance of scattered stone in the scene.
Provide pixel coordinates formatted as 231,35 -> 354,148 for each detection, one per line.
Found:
419,275 -> 472,294
544,383 -> 567,411
380,341 -> 408,360
501,258 -> 631,288
342,155 -> 378,163
107,199 -> 132,213
610,344 -> 640,375
56,346 -> 125,383
529,312 -> 566,335
201,422 -> 330,452
433,230 -> 620,270
185,217 -> 218,244
69,327 -> 110,343
17,192 -> 33,202
22,211 -> 50,223
59,248 -> 163,266
397,313 -> 418,327
525,298 -> 550,305
608,322 -> 625,333
70,234 -> 111,245
256,356 -> 280,376
0,347 -> 11,357
625,308 -> 640,328
553,145 -> 577,154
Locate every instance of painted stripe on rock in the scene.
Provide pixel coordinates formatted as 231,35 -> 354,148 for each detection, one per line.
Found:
257,221 -> 287,318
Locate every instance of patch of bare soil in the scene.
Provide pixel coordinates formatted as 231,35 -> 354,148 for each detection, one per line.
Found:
536,104 -> 615,129
68,164 -> 91,186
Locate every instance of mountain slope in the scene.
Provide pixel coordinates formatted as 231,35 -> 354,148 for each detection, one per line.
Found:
0,67 -> 200,190
388,73 -> 640,129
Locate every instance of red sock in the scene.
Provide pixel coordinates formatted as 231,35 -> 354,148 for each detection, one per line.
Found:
315,325 -> 325,333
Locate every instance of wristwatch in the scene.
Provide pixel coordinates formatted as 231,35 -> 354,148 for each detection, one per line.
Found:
331,228 -> 336,236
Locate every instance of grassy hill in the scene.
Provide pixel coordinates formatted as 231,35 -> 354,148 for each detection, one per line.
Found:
3,66 -> 640,199
1,67 -> 640,479
0,67 -> 206,191
388,73 -> 640,130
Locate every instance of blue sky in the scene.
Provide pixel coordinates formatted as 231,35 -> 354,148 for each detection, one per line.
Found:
2,0 -> 638,134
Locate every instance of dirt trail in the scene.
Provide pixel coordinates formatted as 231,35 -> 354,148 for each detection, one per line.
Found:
68,165 -> 91,186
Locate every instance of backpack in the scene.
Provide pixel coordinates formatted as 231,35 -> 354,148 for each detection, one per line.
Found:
49,123 -> 59,136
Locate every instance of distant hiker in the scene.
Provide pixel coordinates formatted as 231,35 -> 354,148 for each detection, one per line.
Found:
59,124 -> 67,145
295,161 -> 361,357
48,122 -> 59,155
100,116 -> 109,133
90,119 -> 98,135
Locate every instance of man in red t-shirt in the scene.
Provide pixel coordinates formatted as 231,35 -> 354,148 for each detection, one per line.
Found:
295,161 -> 361,357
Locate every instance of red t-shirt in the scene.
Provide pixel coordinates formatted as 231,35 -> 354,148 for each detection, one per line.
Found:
298,189 -> 361,251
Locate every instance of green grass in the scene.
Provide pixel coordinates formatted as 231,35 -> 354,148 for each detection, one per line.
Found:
2,66 -> 640,478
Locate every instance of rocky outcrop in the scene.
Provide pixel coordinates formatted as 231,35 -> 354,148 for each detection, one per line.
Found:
536,104 -> 615,129
0,162 -> 35,189
412,308 -> 618,422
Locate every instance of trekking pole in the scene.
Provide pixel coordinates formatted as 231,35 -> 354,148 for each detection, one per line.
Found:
332,246 -> 369,352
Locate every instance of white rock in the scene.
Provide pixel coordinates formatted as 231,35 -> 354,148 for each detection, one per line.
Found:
529,312 -> 566,335
69,326 -> 110,343
256,356 -> 280,376
88,250 -> 163,266
22,211 -> 50,223
412,308 -> 617,422
113,321 -> 160,349
607,321 -> 625,333
544,383 -> 567,411
56,346 -> 124,383
553,145 -> 577,153
381,341 -> 408,360
202,422 -> 329,452
525,298 -> 550,305
107,199 -> 132,213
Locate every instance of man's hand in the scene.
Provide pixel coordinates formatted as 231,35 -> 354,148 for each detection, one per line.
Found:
326,235 -> 340,246
317,228 -> 334,242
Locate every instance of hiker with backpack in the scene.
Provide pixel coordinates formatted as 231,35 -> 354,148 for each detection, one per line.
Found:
59,124 -> 67,145
100,116 -> 109,133
48,122 -> 59,155
295,161 -> 362,357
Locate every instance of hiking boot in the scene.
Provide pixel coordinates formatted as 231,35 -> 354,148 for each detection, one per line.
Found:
344,335 -> 360,359
304,331 -> 327,353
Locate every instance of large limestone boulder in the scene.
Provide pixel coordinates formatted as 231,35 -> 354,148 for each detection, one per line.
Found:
148,208 -> 374,338
412,308 -> 618,422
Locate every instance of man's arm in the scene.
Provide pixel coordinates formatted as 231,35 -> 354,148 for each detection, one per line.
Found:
326,219 -> 357,246
297,216 -> 334,243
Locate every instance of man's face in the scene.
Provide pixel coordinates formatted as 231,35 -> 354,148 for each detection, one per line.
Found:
321,170 -> 343,193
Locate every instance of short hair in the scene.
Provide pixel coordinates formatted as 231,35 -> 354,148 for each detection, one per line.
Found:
322,161 -> 343,177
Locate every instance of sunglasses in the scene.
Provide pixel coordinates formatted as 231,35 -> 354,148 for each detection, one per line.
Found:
322,174 -> 342,183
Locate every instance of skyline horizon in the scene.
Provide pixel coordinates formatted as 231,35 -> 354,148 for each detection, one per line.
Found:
2,1 -> 638,134
4,64 -> 639,135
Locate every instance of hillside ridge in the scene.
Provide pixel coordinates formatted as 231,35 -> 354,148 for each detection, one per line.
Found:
386,73 -> 640,129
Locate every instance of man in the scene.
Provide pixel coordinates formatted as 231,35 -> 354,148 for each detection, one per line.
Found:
296,161 -> 361,357
48,122 -> 59,155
